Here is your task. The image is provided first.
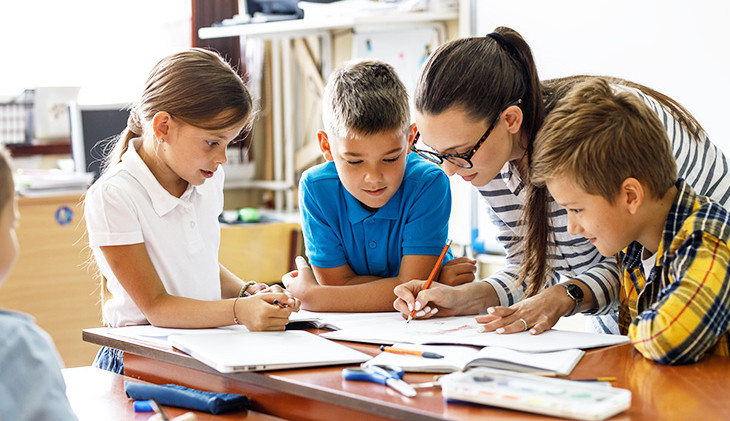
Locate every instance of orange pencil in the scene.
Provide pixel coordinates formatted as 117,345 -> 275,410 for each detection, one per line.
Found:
407,239 -> 452,323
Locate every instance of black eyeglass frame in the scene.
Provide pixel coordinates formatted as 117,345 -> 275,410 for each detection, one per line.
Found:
410,99 -> 522,169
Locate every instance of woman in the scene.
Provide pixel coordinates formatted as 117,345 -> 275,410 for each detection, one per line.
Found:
393,27 -> 730,335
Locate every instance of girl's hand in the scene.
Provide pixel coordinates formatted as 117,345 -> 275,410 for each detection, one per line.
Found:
235,292 -> 295,331
438,257 -> 477,286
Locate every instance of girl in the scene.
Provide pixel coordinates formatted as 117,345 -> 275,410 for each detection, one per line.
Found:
85,48 -> 298,373
393,27 -> 730,335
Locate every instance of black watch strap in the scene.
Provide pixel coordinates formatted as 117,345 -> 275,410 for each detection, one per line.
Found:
559,283 -> 584,317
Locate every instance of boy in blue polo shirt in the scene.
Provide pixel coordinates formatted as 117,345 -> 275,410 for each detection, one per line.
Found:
282,59 -> 475,312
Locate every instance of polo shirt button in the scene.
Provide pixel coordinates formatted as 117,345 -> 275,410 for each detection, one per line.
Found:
368,241 -> 377,249
367,219 -> 374,224
190,221 -> 195,228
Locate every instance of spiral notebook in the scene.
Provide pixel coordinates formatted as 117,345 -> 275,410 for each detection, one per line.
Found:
169,330 -> 370,373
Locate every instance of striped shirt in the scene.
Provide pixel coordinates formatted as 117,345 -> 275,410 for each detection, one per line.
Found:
477,85 -> 730,334
618,180 -> 730,364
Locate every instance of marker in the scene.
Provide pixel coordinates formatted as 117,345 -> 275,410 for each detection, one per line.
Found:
572,377 -> 616,382
380,345 -> 444,359
407,240 -> 452,323
273,299 -> 288,308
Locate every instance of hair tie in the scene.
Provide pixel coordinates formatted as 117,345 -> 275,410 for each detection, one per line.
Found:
486,32 -> 522,63
127,108 -> 143,136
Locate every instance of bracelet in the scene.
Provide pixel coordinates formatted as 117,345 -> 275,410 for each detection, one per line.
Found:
239,280 -> 258,297
233,296 -> 241,325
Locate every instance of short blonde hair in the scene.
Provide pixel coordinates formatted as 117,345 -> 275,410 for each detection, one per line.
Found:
531,77 -> 677,202
322,59 -> 410,140
0,145 -> 14,211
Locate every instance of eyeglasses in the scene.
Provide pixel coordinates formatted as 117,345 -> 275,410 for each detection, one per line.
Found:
410,99 -> 522,169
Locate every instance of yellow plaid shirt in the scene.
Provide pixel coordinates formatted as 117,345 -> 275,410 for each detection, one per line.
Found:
618,180 -> 730,364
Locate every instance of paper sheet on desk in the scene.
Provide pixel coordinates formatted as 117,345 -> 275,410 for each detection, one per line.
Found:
108,325 -> 249,347
317,314 -> 630,352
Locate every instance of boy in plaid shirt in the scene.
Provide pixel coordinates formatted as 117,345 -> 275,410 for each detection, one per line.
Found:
530,77 -> 730,365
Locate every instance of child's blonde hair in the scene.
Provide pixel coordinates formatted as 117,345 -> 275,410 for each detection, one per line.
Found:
0,145 -> 14,211
103,48 -> 254,171
531,77 -> 677,201
322,59 -> 410,140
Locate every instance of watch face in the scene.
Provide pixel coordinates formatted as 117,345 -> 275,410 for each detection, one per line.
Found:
566,284 -> 584,300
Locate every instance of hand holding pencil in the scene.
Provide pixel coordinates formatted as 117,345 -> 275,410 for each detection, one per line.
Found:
404,240 -> 452,323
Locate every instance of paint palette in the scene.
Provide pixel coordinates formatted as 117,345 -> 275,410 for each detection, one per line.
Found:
441,367 -> 631,420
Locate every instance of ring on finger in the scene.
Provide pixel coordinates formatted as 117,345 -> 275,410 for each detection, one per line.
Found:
518,318 -> 528,332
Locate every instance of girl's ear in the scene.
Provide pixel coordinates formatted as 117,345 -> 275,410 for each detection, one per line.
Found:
151,111 -> 173,141
621,177 -> 644,214
317,130 -> 334,162
502,104 -> 524,134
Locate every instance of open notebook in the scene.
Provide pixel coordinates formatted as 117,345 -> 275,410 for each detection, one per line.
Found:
168,330 -> 370,373
364,343 -> 584,375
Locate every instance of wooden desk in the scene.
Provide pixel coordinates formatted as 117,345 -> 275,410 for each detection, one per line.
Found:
63,366 -> 284,421
82,327 -> 730,421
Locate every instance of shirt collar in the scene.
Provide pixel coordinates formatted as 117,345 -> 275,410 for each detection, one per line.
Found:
500,161 -> 525,195
656,178 -> 695,260
122,137 -> 200,216
345,184 -> 403,224
621,178 -> 692,269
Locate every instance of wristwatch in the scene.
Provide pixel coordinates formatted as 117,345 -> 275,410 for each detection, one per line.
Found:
558,283 -> 584,317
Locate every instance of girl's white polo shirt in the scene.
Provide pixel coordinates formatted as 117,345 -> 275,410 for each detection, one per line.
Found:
85,138 -> 223,327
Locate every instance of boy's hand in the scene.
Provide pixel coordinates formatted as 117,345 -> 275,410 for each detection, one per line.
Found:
236,292 -> 294,331
281,256 -> 319,302
393,280 -> 462,319
438,257 -> 477,286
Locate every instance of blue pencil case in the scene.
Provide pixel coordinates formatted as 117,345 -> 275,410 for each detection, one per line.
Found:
124,381 -> 249,414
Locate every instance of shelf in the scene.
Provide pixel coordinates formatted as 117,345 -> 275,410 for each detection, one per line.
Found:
198,10 -> 458,39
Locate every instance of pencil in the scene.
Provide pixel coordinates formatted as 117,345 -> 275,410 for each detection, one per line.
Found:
572,377 -> 616,382
407,239 -> 452,323
380,345 -> 444,359
273,299 -> 288,308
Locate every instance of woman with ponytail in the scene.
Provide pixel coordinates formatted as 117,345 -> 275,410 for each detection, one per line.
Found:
393,27 -> 730,335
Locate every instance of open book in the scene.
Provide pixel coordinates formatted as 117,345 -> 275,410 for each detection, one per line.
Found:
364,343 -> 584,375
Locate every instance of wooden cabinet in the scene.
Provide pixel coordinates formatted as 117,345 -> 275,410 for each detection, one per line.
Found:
0,194 -> 300,368
0,194 -> 101,368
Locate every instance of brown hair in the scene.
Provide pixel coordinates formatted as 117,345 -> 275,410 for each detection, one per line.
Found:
414,26 -> 545,151
522,77 -> 679,296
103,48 -> 253,171
322,59 -> 410,139
95,48 -> 253,312
0,145 -> 14,211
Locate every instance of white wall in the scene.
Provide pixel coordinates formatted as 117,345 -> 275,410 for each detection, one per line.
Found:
0,0 -> 191,104
460,0 -> 730,252
474,0 -> 730,155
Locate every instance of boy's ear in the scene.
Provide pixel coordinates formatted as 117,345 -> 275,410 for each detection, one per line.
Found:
317,130 -> 334,162
407,123 -> 418,152
503,104 -> 523,134
621,177 -> 644,214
